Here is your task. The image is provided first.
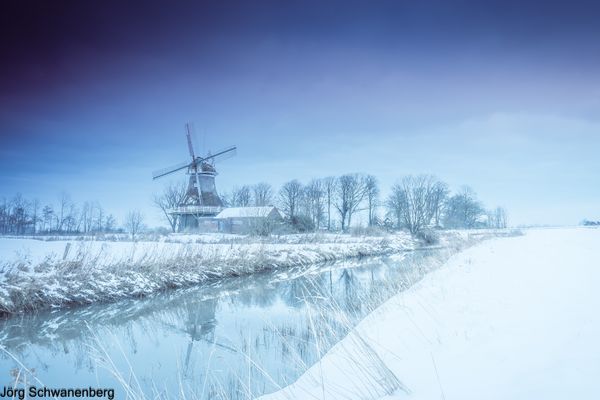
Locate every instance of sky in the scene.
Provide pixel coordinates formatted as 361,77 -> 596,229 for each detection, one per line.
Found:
1,0 -> 599,227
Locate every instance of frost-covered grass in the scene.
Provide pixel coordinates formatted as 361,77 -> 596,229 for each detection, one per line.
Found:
0,232 -> 414,315
0,229 -> 515,315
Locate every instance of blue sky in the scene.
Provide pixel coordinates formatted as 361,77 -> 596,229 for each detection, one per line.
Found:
1,0 -> 599,226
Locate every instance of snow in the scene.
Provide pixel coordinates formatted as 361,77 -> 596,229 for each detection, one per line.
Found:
259,227 -> 600,400
216,206 -> 281,219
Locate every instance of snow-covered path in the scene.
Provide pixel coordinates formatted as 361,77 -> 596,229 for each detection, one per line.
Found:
259,228 -> 600,400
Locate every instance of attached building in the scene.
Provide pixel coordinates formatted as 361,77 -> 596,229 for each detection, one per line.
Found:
214,206 -> 283,234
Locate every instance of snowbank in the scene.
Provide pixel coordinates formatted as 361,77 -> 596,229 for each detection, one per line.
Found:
259,227 -> 600,400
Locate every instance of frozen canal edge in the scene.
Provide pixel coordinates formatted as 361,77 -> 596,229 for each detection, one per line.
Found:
258,227 -> 600,400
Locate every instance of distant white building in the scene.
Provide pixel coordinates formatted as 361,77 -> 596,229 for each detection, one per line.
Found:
214,206 -> 283,234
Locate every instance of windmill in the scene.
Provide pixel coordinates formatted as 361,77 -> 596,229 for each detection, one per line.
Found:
153,123 -> 236,231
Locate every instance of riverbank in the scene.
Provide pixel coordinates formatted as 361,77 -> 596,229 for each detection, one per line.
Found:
0,230 -> 512,315
259,227 -> 600,400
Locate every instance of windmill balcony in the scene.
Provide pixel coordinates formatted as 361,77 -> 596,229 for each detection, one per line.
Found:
168,205 -> 223,216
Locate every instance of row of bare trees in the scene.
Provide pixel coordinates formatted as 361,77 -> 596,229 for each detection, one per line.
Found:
270,173 -> 506,233
0,192 -> 149,239
0,193 -> 118,235
223,182 -> 274,207
386,176 -> 508,232
273,174 -> 379,231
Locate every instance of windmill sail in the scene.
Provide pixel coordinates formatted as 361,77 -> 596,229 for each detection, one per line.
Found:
152,161 -> 191,180
198,145 -> 237,164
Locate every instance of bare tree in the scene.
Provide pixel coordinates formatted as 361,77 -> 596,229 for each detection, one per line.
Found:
125,211 -> 144,240
443,186 -> 484,228
322,176 -> 336,230
56,192 -> 72,232
0,197 -> 7,234
488,206 -> 508,228
63,203 -> 79,233
252,182 -> 273,206
231,185 -> 252,207
335,174 -> 366,231
364,175 -> 379,226
386,183 -> 407,229
496,207 -> 508,228
279,179 -> 303,218
30,198 -> 40,234
80,201 -> 92,233
10,194 -> 28,234
105,214 -> 116,232
386,175 -> 446,234
154,181 -> 187,232
41,205 -> 54,233
304,179 -> 325,228
428,181 -> 449,227
94,203 -> 105,232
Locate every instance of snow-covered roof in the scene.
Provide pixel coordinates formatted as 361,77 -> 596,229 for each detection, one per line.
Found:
215,206 -> 282,219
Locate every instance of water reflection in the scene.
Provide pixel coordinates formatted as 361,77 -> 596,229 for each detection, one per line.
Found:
0,248 -> 450,399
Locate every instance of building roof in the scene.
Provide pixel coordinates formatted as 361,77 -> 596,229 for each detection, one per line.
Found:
215,206 -> 282,219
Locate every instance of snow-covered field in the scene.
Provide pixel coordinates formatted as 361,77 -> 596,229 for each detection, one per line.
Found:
0,232 -> 429,314
259,227 -> 600,400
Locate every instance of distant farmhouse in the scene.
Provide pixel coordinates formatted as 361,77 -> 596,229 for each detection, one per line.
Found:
153,124 -> 282,233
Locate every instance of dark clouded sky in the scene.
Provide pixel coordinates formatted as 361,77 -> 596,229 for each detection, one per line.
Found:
1,0 -> 599,226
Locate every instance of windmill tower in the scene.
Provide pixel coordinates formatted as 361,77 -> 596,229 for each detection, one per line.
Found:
153,123 -> 236,231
